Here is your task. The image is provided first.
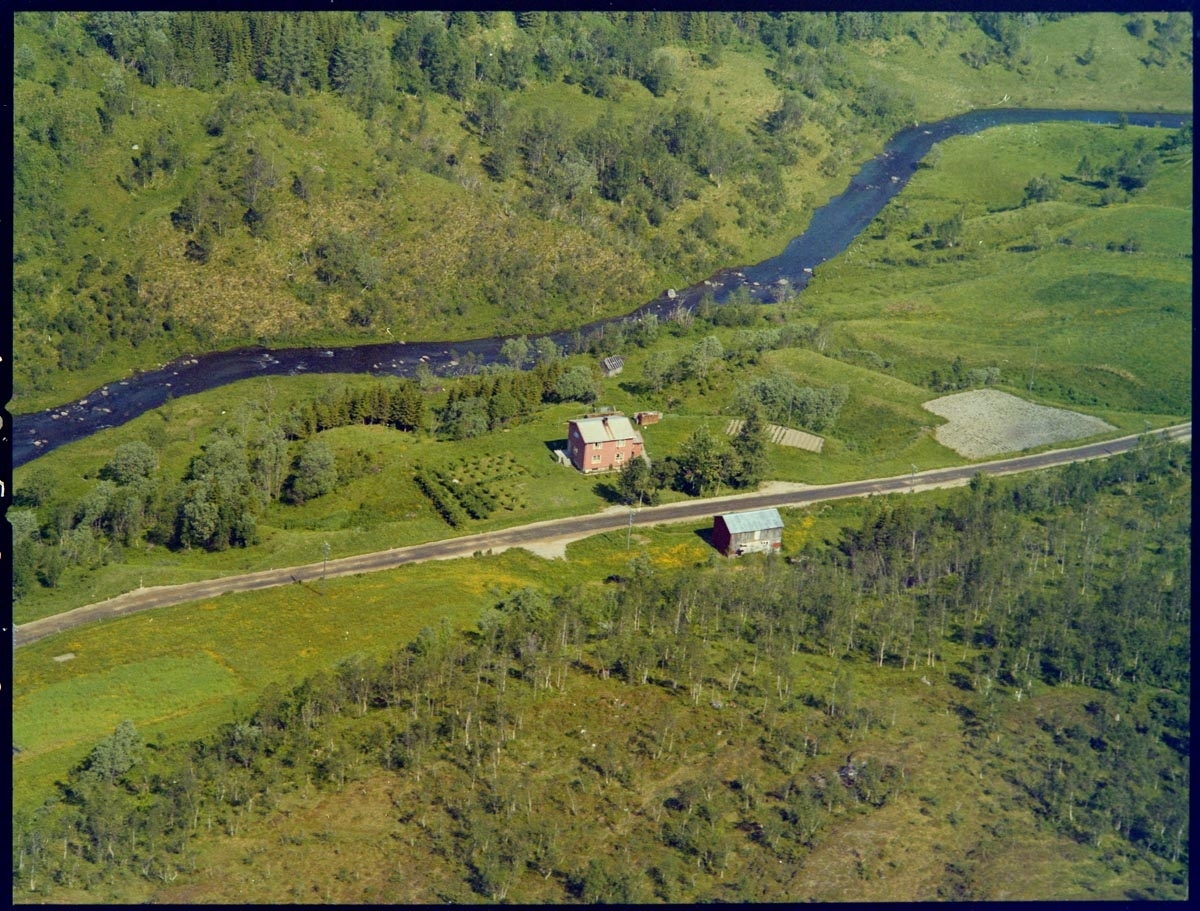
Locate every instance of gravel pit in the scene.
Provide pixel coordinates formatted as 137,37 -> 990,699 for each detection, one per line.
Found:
923,389 -> 1117,458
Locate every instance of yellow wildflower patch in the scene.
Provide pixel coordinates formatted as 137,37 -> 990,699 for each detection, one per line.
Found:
652,542 -> 706,569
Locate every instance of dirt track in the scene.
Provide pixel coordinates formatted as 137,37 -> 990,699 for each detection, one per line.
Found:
13,423 -> 1189,648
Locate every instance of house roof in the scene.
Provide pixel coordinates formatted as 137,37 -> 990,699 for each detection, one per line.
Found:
571,414 -> 642,444
716,507 -> 784,534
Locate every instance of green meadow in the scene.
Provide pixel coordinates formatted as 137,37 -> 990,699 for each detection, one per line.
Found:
804,122 -> 1191,418
11,523 -> 715,816
848,12 -> 1195,118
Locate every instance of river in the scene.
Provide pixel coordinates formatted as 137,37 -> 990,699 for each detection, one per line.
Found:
10,109 -> 1190,469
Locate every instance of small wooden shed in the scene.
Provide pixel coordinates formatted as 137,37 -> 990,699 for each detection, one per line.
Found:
601,355 -> 624,377
712,507 -> 784,556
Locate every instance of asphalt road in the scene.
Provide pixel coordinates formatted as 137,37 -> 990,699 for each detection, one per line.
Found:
13,423 -> 1189,648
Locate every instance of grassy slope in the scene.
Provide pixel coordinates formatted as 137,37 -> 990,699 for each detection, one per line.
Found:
128,681 -> 1159,902
10,13 -> 1192,413
804,121 -> 1192,420
854,12 -> 1194,118
13,474 -> 1187,901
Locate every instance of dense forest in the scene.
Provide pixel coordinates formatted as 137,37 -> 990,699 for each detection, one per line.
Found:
12,442 -> 1189,901
12,10 -> 1192,407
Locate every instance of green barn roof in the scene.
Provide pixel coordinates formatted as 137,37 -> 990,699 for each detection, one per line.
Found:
717,508 -> 784,534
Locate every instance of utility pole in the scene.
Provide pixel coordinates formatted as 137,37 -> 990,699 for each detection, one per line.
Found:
322,541 -> 330,596
627,506 -> 635,548
1029,344 -> 1038,392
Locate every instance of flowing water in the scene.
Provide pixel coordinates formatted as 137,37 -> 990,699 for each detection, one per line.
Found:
11,109 -> 1190,468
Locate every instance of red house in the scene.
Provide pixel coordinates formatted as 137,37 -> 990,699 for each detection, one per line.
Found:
567,414 -> 644,473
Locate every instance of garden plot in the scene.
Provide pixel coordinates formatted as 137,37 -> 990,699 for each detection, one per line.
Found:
415,453 -> 531,527
726,420 -> 824,453
923,389 -> 1116,458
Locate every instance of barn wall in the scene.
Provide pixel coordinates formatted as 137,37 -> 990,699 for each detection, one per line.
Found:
712,518 -> 732,554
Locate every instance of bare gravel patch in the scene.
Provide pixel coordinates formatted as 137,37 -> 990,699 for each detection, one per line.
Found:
923,389 -> 1116,458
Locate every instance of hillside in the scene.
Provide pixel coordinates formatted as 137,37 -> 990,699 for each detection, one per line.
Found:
12,447 -> 1191,901
10,11 -> 1191,904
11,11 -> 1193,411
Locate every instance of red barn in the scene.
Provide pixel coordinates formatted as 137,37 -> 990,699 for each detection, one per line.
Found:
567,414 -> 644,473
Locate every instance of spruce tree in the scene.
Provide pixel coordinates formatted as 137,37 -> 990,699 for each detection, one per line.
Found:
731,405 -> 769,488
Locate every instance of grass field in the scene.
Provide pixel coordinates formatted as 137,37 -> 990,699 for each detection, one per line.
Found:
804,122 -> 1191,417
852,12 -> 1195,119
11,521 -> 714,816
10,16 -> 1191,904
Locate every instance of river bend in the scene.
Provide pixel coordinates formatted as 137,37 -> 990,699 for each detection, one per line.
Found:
11,109 -> 1190,468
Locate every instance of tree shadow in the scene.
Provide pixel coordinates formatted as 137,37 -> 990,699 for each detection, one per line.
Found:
947,670 -> 975,691
951,701 -> 982,733
1062,175 -> 1110,191
618,379 -> 655,397
593,480 -> 625,505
